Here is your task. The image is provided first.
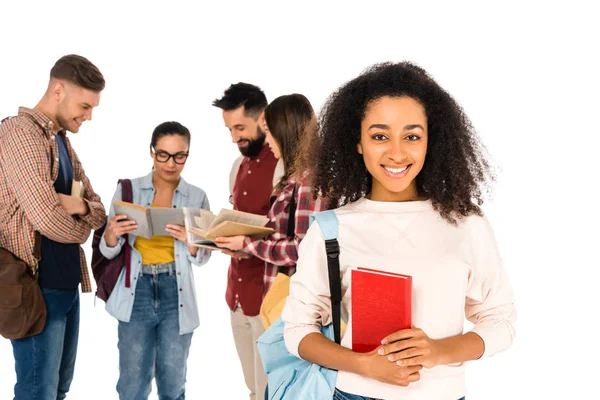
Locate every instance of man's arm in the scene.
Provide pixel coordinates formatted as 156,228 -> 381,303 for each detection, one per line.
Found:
68,139 -> 106,230
1,127 -> 93,243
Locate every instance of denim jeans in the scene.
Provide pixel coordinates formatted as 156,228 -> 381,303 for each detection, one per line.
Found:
333,388 -> 465,400
11,288 -> 80,400
116,268 -> 193,400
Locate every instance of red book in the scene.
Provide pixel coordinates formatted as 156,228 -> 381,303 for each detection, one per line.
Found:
351,267 -> 412,353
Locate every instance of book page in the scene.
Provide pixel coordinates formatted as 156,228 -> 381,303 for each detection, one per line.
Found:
113,201 -> 152,239
355,267 -> 411,279
183,208 -> 213,244
148,207 -> 185,237
209,209 -> 269,230
193,210 -> 217,232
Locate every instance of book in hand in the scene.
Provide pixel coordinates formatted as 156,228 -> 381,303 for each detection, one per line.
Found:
351,267 -> 412,353
71,180 -> 85,198
112,200 -> 185,239
183,207 -> 274,249
182,208 -> 222,250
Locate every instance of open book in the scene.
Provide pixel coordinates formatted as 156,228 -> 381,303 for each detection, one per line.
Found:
112,200 -> 185,239
183,208 -> 274,249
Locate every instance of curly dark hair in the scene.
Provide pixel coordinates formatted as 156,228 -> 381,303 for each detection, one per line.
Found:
301,61 -> 495,223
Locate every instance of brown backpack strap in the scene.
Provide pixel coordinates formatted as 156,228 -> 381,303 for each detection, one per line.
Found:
32,232 -> 41,276
23,116 -> 49,275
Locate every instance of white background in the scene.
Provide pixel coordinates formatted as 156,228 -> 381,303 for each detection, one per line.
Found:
1,1 -> 599,399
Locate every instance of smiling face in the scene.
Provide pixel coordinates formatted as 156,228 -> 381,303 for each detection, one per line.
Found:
55,81 -> 101,133
222,106 -> 266,157
358,96 -> 428,202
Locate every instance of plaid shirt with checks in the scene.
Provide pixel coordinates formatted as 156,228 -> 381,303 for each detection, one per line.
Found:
242,178 -> 325,293
0,107 -> 106,293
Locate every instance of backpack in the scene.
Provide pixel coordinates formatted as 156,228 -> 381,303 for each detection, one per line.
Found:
0,115 -> 46,339
257,210 -> 341,400
90,179 -> 133,302
259,185 -> 297,329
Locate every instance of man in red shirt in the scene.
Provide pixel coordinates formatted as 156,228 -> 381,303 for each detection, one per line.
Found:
213,83 -> 283,400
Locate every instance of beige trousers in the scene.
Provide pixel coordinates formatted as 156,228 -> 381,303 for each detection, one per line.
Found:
231,307 -> 267,400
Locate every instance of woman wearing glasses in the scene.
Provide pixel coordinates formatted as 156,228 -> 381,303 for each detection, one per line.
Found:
100,121 -> 211,400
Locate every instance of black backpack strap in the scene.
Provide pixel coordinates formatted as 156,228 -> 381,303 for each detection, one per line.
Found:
276,185 -> 298,277
311,210 -> 342,344
325,238 -> 342,344
286,184 -> 298,238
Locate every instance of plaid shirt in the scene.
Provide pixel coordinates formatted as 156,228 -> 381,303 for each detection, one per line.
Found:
242,178 -> 325,293
0,107 -> 106,293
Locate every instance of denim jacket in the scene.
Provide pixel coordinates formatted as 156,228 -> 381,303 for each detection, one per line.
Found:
99,171 -> 211,334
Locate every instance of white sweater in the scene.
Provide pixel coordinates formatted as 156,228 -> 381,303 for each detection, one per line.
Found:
282,198 -> 516,400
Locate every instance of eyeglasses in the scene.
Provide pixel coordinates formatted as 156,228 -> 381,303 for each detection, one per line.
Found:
151,148 -> 189,164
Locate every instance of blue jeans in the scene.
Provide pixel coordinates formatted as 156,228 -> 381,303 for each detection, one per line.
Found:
11,288 -> 80,400
116,269 -> 193,400
334,388 -> 465,400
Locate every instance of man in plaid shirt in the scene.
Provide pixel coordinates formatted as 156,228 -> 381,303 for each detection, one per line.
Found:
0,55 -> 106,400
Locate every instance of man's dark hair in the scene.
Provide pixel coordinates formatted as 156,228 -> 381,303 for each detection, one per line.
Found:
150,121 -> 191,149
212,82 -> 267,118
50,54 -> 105,92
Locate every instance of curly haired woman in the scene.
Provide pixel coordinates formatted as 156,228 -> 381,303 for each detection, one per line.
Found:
282,62 -> 516,400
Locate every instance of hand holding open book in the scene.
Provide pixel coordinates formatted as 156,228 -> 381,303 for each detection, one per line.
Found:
112,201 -> 185,239
111,200 -> 273,250
183,208 -> 274,251
213,235 -> 245,252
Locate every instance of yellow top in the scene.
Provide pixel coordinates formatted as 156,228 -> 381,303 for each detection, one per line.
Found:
133,203 -> 175,265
